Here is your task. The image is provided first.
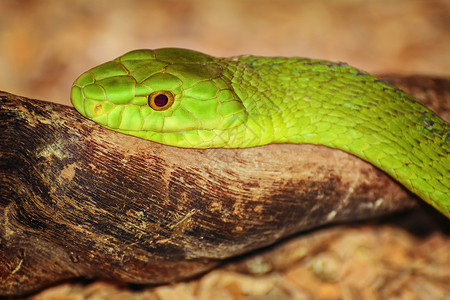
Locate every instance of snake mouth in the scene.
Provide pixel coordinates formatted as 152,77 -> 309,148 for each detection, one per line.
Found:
70,85 -> 105,123
70,85 -> 87,116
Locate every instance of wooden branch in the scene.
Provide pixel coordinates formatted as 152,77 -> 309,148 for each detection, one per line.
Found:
0,75 -> 449,296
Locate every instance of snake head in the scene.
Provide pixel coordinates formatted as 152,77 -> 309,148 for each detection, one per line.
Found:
71,48 -> 248,147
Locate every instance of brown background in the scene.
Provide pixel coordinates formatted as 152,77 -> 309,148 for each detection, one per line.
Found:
1,0 -> 449,105
1,1 -> 449,299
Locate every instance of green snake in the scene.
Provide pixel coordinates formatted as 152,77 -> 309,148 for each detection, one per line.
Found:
70,48 -> 450,218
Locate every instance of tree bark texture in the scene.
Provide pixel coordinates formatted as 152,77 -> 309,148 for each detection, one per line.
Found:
0,76 -> 449,296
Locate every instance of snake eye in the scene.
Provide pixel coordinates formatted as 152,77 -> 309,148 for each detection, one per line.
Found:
148,91 -> 174,111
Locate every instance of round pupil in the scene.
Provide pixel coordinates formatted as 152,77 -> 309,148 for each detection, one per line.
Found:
154,94 -> 169,107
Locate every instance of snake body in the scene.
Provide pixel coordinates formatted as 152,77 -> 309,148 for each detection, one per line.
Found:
71,48 -> 449,217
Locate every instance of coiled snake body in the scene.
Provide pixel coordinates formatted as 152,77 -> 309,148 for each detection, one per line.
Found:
71,48 -> 450,218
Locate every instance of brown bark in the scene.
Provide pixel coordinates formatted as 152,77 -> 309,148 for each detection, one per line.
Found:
0,76 -> 448,296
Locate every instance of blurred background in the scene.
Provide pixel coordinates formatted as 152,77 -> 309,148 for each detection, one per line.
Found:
1,1 -> 450,298
0,0 -> 449,105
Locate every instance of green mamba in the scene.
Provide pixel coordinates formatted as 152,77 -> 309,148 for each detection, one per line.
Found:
71,48 -> 450,218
